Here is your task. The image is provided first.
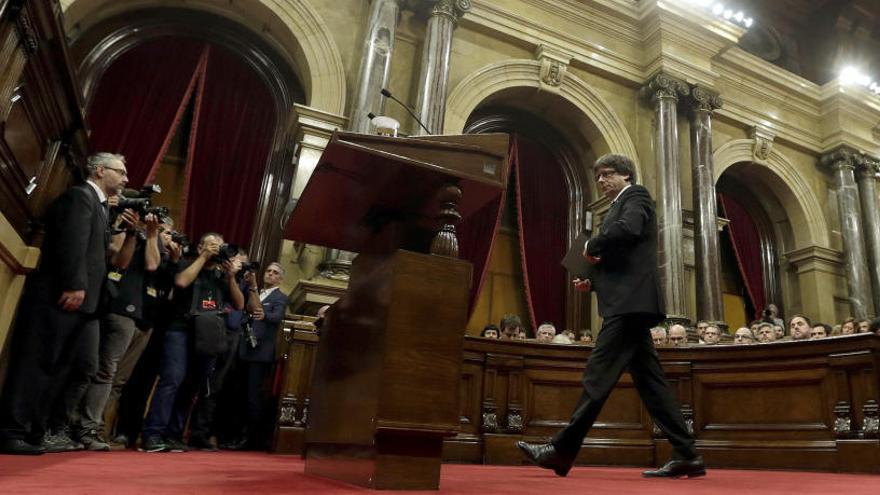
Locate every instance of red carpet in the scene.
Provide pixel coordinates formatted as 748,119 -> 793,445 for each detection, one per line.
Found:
1,452 -> 878,494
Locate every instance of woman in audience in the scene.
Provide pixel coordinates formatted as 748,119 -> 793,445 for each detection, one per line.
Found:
855,318 -> 870,333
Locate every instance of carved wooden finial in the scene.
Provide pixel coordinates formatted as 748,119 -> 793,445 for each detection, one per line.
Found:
430,183 -> 463,257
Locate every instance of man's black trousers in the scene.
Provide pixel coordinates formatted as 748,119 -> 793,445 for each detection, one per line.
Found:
552,313 -> 697,461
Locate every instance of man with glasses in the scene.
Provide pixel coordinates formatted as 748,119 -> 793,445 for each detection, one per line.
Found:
517,154 -> 703,479
0,153 -> 127,454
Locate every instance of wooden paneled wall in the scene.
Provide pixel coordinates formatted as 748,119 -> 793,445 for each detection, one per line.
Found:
274,329 -> 880,474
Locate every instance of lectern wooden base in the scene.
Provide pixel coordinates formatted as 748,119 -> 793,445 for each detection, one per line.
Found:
304,250 -> 472,490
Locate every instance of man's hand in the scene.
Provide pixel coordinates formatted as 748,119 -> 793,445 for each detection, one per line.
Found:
119,209 -> 140,231
223,259 -> 241,278
585,254 -> 601,265
107,195 -> 120,208
243,271 -> 257,289
572,278 -> 592,292
58,290 -> 85,311
167,241 -> 182,263
144,213 -> 159,237
201,239 -> 221,260
252,306 -> 265,321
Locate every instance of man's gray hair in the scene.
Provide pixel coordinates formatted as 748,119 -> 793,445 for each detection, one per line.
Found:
86,152 -> 125,178
267,261 -> 285,276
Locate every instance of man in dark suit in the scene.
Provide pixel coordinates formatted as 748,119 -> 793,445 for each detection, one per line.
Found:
0,152 -> 127,454
517,154 -> 704,478
223,262 -> 288,450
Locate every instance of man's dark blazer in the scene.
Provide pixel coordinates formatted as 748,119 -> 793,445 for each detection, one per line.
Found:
30,182 -> 110,314
586,184 -> 665,319
239,288 -> 288,363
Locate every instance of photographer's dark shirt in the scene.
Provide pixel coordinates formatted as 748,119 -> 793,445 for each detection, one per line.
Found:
170,259 -> 232,324
107,240 -> 148,323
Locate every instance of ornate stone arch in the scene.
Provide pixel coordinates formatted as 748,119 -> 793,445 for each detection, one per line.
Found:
445,59 -> 640,177
61,0 -> 346,114
713,139 -> 829,249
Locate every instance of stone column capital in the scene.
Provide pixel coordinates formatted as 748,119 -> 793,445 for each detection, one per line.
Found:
856,156 -> 880,181
430,0 -> 471,23
819,145 -> 864,173
688,85 -> 723,113
640,72 -> 689,104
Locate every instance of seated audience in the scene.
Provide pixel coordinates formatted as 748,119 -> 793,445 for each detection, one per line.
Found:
550,333 -> 572,344
515,329 -> 528,340
695,320 -> 708,343
831,324 -> 842,336
733,327 -> 754,344
500,314 -> 524,340
480,324 -> 499,339
840,317 -> 856,335
578,330 -> 593,344
855,318 -> 871,333
536,322 -> 557,343
668,324 -> 687,347
650,326 -> 668,347
810,323 -> 830,340
562,329 -> 576,341
789,315 -> 811,341
756,322 -> 776,343
702,325 -> 721,345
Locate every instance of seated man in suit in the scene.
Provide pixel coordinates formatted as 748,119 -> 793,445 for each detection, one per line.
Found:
733,327 -> 755,344
536,322 -> 557,343
224,262 -> 289,450
0,153 -> 127,455
702,325 -> 721,345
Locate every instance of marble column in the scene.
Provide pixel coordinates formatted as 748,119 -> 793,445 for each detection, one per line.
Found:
856,157 -> 880,314
819,147 -> 873,319
641,73 -> 690,322
350,0 -> 400,134
688,86 -> 724,327
412,0 -> 470,135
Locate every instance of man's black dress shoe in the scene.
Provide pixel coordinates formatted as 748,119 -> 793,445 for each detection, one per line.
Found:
0,438 -> 47,455
642,456 -> 706,478
516,441 -> 572,477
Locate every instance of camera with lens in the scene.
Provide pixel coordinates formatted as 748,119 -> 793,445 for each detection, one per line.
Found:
241,261 -> 260,273
168,231 -> 191,255
115,184 -> 169,218
211,243 -> 239,264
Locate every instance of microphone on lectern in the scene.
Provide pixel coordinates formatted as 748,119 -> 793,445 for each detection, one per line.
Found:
380,88 -> 433,135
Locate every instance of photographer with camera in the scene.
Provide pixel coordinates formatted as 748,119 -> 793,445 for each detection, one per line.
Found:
102,215 -> 183,447
222,262 -> 288,451
140,233 -> 244,453
187,249 -> 261,451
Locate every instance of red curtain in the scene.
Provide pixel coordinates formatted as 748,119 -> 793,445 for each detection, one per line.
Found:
87,38 -> 206,188
719,192 -> 765,319
515,135 -> 568,330
182,45 -> 276,247
458,140 -> 514,313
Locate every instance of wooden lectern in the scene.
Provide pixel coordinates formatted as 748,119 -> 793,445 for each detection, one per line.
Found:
284,131 -> 509,490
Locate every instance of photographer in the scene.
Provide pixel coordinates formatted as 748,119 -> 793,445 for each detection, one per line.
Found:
140,233 -> 244,453
222,262 -> 288,451
68,210 -> 161,451
104,218 -> 183,447
188,249 -> 261,451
